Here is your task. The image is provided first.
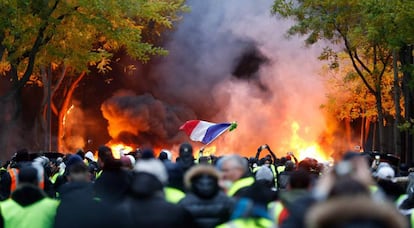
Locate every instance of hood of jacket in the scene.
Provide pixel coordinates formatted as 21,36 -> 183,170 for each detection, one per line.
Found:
305,196 -> 408,228
184,165 -> 220,199
130,172 -> 164,198
11,184 -> 46,206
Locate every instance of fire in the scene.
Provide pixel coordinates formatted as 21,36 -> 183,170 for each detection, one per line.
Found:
108,143 -> 134,159
287,121 -> 331,163
196,146 -> 217,158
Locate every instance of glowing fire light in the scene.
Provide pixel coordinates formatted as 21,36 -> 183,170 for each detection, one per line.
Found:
108,143 -> 133,159
196,146 -> 216,158
288,121 -> 330,163
62,105 -> 75,132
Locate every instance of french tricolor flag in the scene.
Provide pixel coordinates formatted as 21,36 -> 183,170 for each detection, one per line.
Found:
179,120 -> 236,145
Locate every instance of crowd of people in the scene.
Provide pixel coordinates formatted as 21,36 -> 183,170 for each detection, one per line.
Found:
0,143 -> 412,228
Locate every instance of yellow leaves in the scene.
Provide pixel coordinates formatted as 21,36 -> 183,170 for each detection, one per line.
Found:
96,57 -> 112,74
124,64 -> 136,76
27,74 -> 43,87
0,61 -> 11,76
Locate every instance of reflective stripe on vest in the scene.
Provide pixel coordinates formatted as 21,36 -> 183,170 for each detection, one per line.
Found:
164,187 -> 185,204
96,170 -> 103,179
1,198 -> 59,228
396,194 -> 408,206
8,169 -> 19,192
268,201 -> 284,224
411,210 -> 414,228
277,165 -> 285,174
227,177 -> 255,197
216,218 -> 274,228
369,185 -> 378,193
50,172 -> 60,184
9,168 -> 44,192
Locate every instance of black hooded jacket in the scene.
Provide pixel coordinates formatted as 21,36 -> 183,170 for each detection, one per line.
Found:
54,181 -> 118,228
178,165 -> 234,228
115,172 -> 196,228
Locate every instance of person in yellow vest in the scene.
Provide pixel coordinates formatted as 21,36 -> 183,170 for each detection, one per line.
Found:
0,149 -> 31,200
162,155 -> 186,203
0,165 -> 59,228
269,169 -> 312,226
216,182 -> 275,228
219,155 -> 255,197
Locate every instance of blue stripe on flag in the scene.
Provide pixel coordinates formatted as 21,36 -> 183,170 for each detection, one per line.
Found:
201,123 -> 232,144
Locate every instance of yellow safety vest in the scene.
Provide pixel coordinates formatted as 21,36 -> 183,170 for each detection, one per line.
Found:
276,165 -> 285,174
9,168 -> 45,191
268,201 -> 284,223
1,197 -> 59,228
227,177 -> 255,197
411,210 -> 414,228
216,217 -> 274,228
164,187 -> 185,204
95,170 -> 103,179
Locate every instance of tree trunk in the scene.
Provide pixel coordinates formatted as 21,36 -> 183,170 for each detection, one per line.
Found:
360,116 -> 366,151
57,72 -> 86,152
0,94 -> 22,160
393,49 -> 402,158
400,45 -> 414,163
375,91 -> 385,154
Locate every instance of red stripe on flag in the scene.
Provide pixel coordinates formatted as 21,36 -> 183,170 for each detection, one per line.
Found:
179,120 -> 200,136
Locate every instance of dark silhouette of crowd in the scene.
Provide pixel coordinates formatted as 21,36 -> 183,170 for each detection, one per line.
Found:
0,143 -> 411,228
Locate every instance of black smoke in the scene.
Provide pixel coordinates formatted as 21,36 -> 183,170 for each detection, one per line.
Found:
100,0 -> 328,155
101,91 -> 195,148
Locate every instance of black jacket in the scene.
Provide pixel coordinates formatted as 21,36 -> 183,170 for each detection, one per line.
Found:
54,181 -> 118,228
179,192 -> 233,228
115,172 -> 196,228
93,168 -> 131,204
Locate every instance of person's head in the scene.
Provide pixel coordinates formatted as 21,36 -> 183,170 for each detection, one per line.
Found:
328,176 -> 370,198
98,145 -> 114,168
289,169 -> 311,190
141,148 -> 155,160
49,159 -> 60,173
134,159 -> 168,186
374,163 -> 395,180
66,154 -> 83,168
220,154 -> 249,183
280,157 -> 287,165
285,160 -> 295,171
18,166 -> 39,187
120,155 -> 135,170
158,151 -> 168,161
14,148 -> 30,163
198,156 -> 211,165
178,143 -> 195,170
265,154 -> 272,162
76,149 -> 85,160
67,162 -> 91,182
85,151 -> 95,162
185,165 -> 220,198
255,166 -> 275,188
179,142 -> 193,157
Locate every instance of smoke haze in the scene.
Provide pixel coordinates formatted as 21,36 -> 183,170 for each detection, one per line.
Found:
101,0 -> 331,157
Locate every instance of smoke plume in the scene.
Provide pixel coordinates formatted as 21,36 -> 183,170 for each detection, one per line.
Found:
101,0 -> 332,157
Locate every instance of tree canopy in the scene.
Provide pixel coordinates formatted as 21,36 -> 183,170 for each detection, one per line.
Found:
272,0 -> 414,153
0,0 -> 187,97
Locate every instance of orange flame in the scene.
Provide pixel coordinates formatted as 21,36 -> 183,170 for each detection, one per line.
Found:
107,143 -> 133,159
287,121 -> 331,163
195,145 -> 217,159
